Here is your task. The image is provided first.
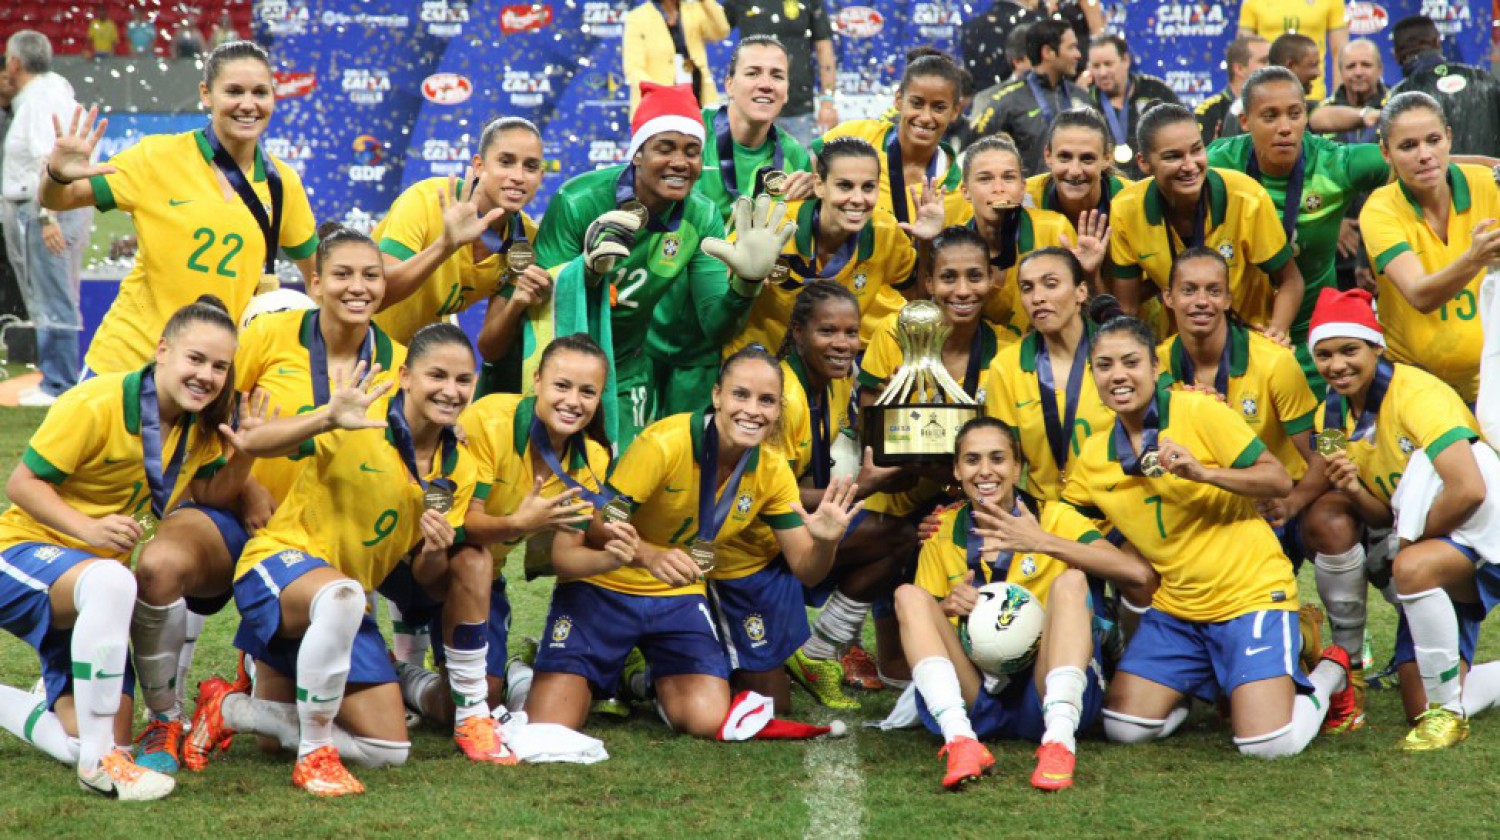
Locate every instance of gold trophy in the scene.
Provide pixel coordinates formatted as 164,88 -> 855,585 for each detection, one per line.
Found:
863,301 -> 980,466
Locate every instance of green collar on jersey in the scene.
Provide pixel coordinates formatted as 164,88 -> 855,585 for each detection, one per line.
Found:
1142,168 -> 1229,229
1399,164 -> 1470,217
1018,320 -> 1096,373
122,364 -> 198,435
1106,383 -> 1173,462
511,395 -> 590,469
1167,319 -> 1250,383
792,199 -> 876,261
296,309 -> 395,370
690,408 -> 762,472
193,128 -> 268,182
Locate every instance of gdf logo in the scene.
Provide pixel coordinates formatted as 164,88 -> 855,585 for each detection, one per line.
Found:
588,140 -> 628,163
581,1 -> 626,37
502,70 -> 552,107
342,69 -> 391,105
420,0 -> 469,36
350,135 -> 388,182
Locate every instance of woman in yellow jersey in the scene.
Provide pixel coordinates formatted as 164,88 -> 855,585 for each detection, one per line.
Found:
1109,103 -> 1304,342
1358,92 -> 1500,406
526,348 -> 862,740
816,52 -> 968,228
38,41 -> 318,375
373,117 -> 552,395
983,248 -> 1114,503
392,335 -> 612,727
951,136 -> 1105,334
185,325 -> 482,797
1025,298 -> 1358,758
128,228 -> 404,774
0,299 -> 247,800
1024,107 -> 1132,294
894,418 -> 1154,792
727,138 -> 916,355
1295,288 -> 1487,736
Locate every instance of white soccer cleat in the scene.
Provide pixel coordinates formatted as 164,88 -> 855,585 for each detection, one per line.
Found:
78,749 -> 176,801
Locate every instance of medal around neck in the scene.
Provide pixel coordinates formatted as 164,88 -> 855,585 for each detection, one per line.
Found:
1114,144 -> 1132,165
423,481 -> 456,513
620,200 -> 650,227
863,301 -> 980,467
689,538 -> 717,574
1315,428 -> 1349,457
256,273 -> 281,296
1139,449 -> 1166,478
602,496 -> 633,526
505,242 -> 535,279
762,169 -> 789,197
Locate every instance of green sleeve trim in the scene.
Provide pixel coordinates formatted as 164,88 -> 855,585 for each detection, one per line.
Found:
857,370 -> 885,389
1258,243 -> 1293,274
22,447 -> 67,484
284,233 -> 318,260
1426,427 -> 1480,461
474,482 -> 492,501
1230,436 -> 1268,469
1078,529 -> 1106,545
1374,243 -> 1412,273
1283,409 -> 1316,436
379,238 -> 418,261
89,175 -> 116,212
290,439 -> 315,461
453,526 -> 467,544
1113,263 -> 1141,279
761,511 -> 804,529
192,457 -> 227,480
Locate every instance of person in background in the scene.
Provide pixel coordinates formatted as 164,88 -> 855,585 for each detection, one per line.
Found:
969,19 -> 1093,176
127,10 -> 158,56
960,0 -> 1102,94
210,12 -> 240,49
622,0 -> 730,116
173,13 -> 206,59
1238,0 -> 1347,101
1321,39 -> 1388,293
965,24 -> 1033,146
87,6 -> 119,59
1388,15 -> 1500,159
721,0 -> 838,148
1085,34 -> 1179,180
1,31 -> 92,407
1195,35 -> 1269,146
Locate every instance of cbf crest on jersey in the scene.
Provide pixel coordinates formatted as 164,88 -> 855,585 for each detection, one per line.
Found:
1399,436 -> 1416,456
744,613 -> 767,645
550,615 -> 574,646
1240,396 -> 1259,420
646,224 -> 699,274
735,493 -> 754,514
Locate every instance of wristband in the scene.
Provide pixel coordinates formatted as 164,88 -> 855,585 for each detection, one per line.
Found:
818,92 -> 836,105
728,274 -> 764,297
46,164 -> 75,186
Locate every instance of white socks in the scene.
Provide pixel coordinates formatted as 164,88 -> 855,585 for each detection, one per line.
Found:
396,661 -> 441,718
1236,657 -> 1345,759
0,685 -> 79,764
175,610 -> 206,711
445,622 -> 490,723
130,598 -> 187,719
296,580 -> 364,758
1040,665 -> 1086,752
505,659 -> 534,712
803,592 -> 870,660
387,598 -> 430,667
222,693 -> 408,767
71,561 -> 135,772
1314,545 -> 1367,655
1399,587 -> 1464,714
912,656 -> 975,743
1103,703 -> 1190,745
1462,661 -> 1500,716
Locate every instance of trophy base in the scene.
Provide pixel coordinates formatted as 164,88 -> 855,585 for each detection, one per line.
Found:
864,403 -> 980,467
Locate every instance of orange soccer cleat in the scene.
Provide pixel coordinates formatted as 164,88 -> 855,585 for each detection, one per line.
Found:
938,736 -> 995,791
840,646 -> 883,691
292,745 -> 366,797
183,678 -> 239,771
1030,741 -> 1076,791
454,715 -> 519,765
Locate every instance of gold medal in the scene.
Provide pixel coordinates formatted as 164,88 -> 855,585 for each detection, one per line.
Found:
134,511 -> 161,547
1114,144 -> 1133,165
689,538 -> 717,573
1140,450 -> 1166,478
423,484 -> 455,513
768,259 -> 792,283
505,242 -> 535,276
761,169 -> 789,197
620,200 -> 650,227
1315,428 -> 1350,457
988,199 -> 1019,212
256,273 -> 280,296
602,496 -> 633,526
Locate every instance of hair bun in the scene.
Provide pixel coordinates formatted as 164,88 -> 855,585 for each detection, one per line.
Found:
193,294 -> 231,314
1087,294 -> 1125,325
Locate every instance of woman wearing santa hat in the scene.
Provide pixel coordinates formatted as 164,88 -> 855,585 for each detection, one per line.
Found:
1298,286 -> 1488,741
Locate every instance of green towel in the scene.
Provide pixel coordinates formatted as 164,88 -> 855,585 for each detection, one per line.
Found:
522,257 -> 620,447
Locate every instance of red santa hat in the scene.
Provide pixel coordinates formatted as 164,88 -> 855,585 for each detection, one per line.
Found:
628,82 -> 705,159
1308,287 -> 1384,350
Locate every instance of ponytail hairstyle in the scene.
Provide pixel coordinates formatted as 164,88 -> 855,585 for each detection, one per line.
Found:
716,344 -> 786,441
1086,294 -> 1157,356
314,221 -> 381,274
780,281 -> 860,361
203,40 -> 271,88
1239,65 -> 1304,113
814,136 -> 880,180
1135,102 -> 1198,158
536,332 -> 614,455
961,134 -> 1024,182
1377,90 -> 1448,147
407,322 -> 477,367
477,115 -> 543,157
897,49 -> 964,99
1044,106 -> 1117,171
162,294 -> 239,435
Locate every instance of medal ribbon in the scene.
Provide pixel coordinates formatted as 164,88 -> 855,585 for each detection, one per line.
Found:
479,208 -> 529,257
783,202 -> 858,284
696,413 -> 756,544
138,366 -> 192,519
1024,71 -> 1075,128
307,311 -> 375,408
1035,331 -> 1090,470
967,210 -> 1023,271
386,390 -> 459,494
204,125 -> 283,275
1097,78 -> 1132,154
965,503 -> 1016,581
885,126 -> 941,224
1157,185 -> 1209,264
1245,149 -> 1305,250
713,106 -> 784,200
1177,330 -> 1232,396
962,323 -> 987,398
614,165 -> 685,233
1112,395 -> 1162,477
1324,358 -> 1393,443
528,411 -> 614,508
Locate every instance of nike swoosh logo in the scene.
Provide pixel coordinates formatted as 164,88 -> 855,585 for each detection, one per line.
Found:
308,694 -> 342,703
93,670 -> 125,679
665,485 -> 685,493
1015,399 -> 1037,409
1104,483 -> 1119,492
169,198 -> 193,206
359,463 -> 384,473
947,573 -> 965,581
276,366 -> 298,375
1245,646 -> 1272,656
103,457 -> 123,465
1137,252 -> 1158,260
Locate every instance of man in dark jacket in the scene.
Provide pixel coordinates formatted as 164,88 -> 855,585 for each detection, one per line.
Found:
1086,34 -> 1179,178
968,19 -> 1092,175
1195,35 -> 1269,145
1388,14 -> 1500,157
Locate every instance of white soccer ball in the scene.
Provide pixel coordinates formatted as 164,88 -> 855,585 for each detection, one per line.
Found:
239,288 -> 317,330
960,581 -> 1046,677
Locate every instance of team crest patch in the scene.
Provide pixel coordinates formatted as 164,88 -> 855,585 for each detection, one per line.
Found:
1217,243 -> 1235,262
852,273 -> 868,291
1303,194 -> 1323,212
550,615 -> 573,645
744,613 -> 767,645
735,493 -> 754,513
1241,396 -> 1258,418
278,550 -> 304,567
662,235 -> 681,258
33,545 -> 63,563
1020,555 -> 1036,576
1399,436 -> 1416,455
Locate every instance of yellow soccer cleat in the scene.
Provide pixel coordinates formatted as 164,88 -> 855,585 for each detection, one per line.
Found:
1297,603 -> 1325,676
1399,705 -> 1469,752
786,649 -> 861,710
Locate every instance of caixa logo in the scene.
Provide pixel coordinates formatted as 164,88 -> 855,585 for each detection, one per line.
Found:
350,135 -> 388,182
342,69 -> 391,104
420,0 -> 470,36
1153,3 -> 1228,38
837,69 -> 886,97
263,136 -> 315,173
588,140 -> 628,163
258,0 -> 310,35
912,4 -> 960,38
421,138 -> 470,176
502,70 -> 552,107
581,1 -> 626,37
1163,71 -> 1215,103
272,71 -> 316,99
1420,0 -> 1470,35
502,4 -> 553,33
1346,2 -> 1389,35
422,73 -> 473,105
835,6 -> 883,38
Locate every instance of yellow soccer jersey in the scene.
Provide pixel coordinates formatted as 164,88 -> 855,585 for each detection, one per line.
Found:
983,330 -> 1115,501
1023,172 -> 1134,215
859,312 -> 1011,403
1046,387 -> 1297,622
1312,362 -> 1479,506
1239,0 -> 1346,100
373,177 -> 541,345
1110,169 -> 1292,327
727,199 -> 915,356
1156,323 -> 1317,480
86,130 -> 318,374
814,120 -> 968,227
233,309 -> 405,502
0,369 -> 227,557
236,420 -> 477,592
459,393 -> 611,569
598,412 -> 803,595
1359,165 -> 1500,403
914,502 -> 1074,617
946,207 -> 1077,334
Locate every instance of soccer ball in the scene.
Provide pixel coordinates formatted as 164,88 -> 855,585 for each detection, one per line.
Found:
959,582 -> 1045,677
239,288 -> 317,330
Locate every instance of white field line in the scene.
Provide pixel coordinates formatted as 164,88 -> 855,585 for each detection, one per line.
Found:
801,711 -> 865,840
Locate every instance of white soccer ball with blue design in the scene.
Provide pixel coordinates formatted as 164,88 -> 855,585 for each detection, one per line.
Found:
960,581 -> 1045,677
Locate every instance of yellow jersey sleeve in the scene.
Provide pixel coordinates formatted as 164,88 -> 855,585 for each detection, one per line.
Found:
857,315 -> 902,388
1237,178 -> 1291,270
913,507 -> 966,599
458,399 -> 501,500
1268,342 -> 1318,435
1400,372 -> 1481,458
1192,393 -> 1269,469
1358,191 -> 1409,274
375,180 -> 438,259
607,430 -> 671,507
274,161 -> 318,256
91,135 -> 152,214
758,456 -> 802,528
22,383 -> 109,481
